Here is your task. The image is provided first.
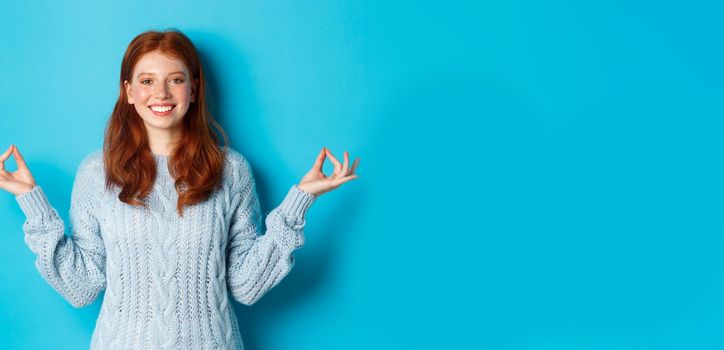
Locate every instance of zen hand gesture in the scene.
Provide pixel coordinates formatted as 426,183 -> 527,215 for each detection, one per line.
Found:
0,145 -> 36,196
297,147 -> 359,196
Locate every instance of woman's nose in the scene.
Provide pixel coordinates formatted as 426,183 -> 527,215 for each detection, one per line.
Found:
154,82 -> 171,98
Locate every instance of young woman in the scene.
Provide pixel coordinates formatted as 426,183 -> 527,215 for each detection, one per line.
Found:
0,29 -> 359,349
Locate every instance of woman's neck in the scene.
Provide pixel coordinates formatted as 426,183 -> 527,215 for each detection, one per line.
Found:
146,128 -> 181,156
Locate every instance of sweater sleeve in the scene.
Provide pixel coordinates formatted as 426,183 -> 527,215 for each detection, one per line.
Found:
225,156 -> 316,305
14,155 -> 106,308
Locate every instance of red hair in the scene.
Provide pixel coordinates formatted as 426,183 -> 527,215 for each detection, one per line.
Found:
104,29 -> 229,217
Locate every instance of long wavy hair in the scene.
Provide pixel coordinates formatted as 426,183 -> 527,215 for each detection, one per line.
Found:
104,29 -> 228,217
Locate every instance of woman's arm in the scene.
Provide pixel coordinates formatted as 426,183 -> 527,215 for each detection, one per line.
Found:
225,155 -> 316,306
14,152 -> 106,308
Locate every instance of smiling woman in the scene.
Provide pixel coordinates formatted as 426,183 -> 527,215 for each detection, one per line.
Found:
0,28 -> 360,350
106,31 -> 225,213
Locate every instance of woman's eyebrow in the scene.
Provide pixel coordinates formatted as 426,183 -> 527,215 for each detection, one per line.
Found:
136,71 -> 187,78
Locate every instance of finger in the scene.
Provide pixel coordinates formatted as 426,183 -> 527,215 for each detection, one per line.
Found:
0,145 -> 13,171
350,157 -> 360,174
312,147 -> 326,171
12,145 -> 29,170
332,175 -> 359,187
341,151 -> 349,174
326,149 -> 342,172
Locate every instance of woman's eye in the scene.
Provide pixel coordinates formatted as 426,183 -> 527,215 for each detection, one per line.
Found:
139,78 -> 183,84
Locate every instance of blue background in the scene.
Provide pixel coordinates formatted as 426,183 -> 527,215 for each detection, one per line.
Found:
1,0 -> 724,349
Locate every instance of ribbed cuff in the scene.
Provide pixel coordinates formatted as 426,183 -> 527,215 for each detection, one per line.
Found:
279,185 -> 316,219
15,185 -> 54,219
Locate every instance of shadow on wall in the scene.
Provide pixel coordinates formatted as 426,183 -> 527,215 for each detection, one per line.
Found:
262,71 -> 544,349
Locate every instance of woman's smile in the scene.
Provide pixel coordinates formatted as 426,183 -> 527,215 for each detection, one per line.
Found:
148,104 -> 176,117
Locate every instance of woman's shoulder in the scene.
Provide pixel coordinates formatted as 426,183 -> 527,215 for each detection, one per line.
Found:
221,147 -> 254,187
223,147 -> 251,169
77,149 -> 105,178
68,150 -> 106,194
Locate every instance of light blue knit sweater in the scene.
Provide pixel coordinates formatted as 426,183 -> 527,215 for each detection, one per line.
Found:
14,148 -> 317,349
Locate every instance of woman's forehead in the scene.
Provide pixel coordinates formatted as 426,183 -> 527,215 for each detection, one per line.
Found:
133,51 -> 189,76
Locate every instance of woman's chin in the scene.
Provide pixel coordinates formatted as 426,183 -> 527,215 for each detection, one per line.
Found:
141,119 -> 183,133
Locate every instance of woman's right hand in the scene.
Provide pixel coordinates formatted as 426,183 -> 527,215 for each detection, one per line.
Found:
0,145 -> 36,196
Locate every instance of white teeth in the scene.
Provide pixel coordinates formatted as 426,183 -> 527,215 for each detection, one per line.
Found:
150,105 -> 173,112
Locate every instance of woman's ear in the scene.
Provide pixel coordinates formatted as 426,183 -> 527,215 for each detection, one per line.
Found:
124,80 -> 134,104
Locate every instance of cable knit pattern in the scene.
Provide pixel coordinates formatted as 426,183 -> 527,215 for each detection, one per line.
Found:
14,148 -> 316,350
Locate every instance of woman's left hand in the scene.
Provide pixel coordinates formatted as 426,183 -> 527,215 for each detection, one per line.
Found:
297,147 -> 359,196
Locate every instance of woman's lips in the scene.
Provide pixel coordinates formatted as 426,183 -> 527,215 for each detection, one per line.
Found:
148,105 -> 175,117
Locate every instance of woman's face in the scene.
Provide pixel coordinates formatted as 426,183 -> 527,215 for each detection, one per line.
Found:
124,50 -> 197,136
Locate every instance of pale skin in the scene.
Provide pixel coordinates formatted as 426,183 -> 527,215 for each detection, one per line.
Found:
0,50 -> 359,197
